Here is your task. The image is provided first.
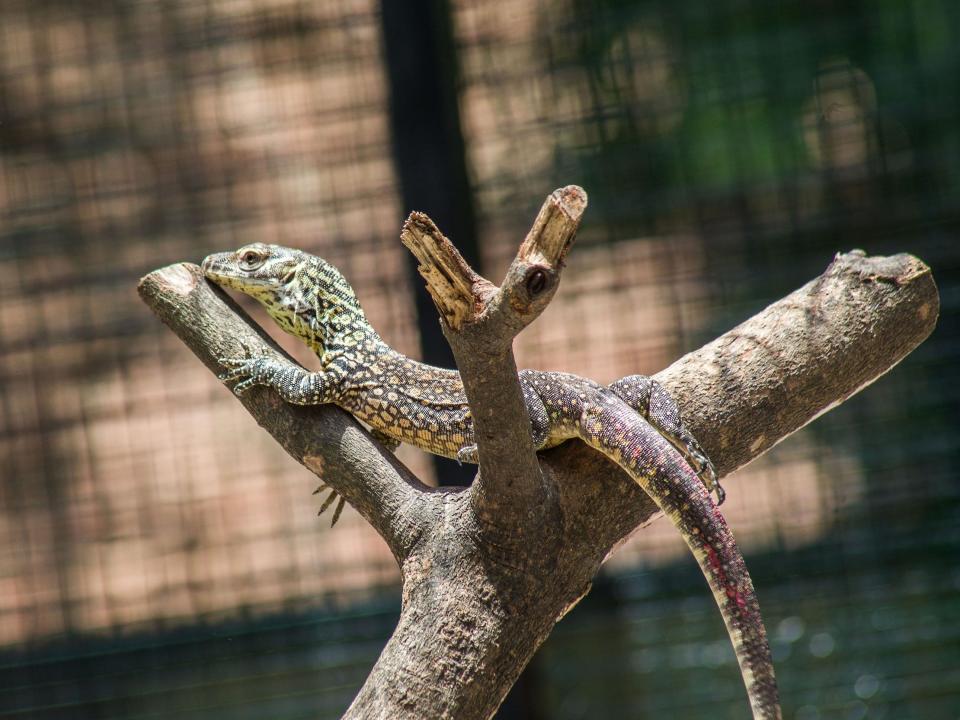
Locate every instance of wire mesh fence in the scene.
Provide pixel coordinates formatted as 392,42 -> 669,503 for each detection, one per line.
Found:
1,0 -> 957,718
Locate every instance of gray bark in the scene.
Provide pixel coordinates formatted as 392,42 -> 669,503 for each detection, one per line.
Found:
139,216 -> 937,719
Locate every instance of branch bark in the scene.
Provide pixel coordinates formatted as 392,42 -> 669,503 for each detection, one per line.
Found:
536,250 -> 939,563
140,228 -> 937,720
401,186 -> 587,536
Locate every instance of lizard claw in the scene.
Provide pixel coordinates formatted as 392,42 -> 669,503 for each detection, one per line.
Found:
457,445 -> 479,465
217,343 -> 277,395
713,482 -> 725,506
688,448 -> 723,505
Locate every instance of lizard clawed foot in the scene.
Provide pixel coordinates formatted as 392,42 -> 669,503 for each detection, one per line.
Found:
217,343 -> 279,395
314,484 -> 347,527
686,447 -> 723,505
456,444 -> 479,465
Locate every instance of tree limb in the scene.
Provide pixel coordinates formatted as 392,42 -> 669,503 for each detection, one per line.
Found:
554,250 -> 940,553
344,247 -> 937,720
400,186 -> 588,535
659,250 -> 939,476
140,236 -> 938,720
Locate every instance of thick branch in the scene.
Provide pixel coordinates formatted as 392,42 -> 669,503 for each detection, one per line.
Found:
658,251 -> 939,476
545,250 -> 940,547
141,244 -> 937,720
345,249 -> 937,720
137,263 -> 431,562
400,187 -> 588,532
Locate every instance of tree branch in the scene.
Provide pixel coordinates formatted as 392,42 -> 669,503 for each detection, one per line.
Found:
344,246 -> 937,720
137,263 -> 432,563
659,250 -> 939,476
140,239 -> 937,720
543,250 -> 940,551
401,186 -> 588,534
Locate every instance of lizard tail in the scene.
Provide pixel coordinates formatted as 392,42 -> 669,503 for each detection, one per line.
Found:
579,399 -> 782,720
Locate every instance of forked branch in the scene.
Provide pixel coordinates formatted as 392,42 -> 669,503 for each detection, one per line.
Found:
400,186 -> 588,529
140,208 -> 938,720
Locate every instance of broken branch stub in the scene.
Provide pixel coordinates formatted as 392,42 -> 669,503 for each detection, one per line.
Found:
401,185 -> 588,340
399,187 -> 588,529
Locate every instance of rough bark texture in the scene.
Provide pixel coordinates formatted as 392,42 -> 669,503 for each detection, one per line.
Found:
401,186 -> 587,535
140,240 -> 937,720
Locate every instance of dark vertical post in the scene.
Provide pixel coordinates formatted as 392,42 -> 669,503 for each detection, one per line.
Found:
380,0 -> 478,487
379,4 -> 542,718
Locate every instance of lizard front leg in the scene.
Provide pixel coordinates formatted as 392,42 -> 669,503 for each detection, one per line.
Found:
219,345 -> 342,405
608,375 -> 722,504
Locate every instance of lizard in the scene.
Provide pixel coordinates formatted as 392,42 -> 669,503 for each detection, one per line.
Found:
201,243 -> 782,720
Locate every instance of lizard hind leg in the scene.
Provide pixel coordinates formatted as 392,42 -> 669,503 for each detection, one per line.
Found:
456,445 -> 478,465
608,375 -> 722,504
458,374 -> 553,465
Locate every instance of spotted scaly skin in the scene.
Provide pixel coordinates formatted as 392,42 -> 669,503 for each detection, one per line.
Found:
202,243 -> 781,720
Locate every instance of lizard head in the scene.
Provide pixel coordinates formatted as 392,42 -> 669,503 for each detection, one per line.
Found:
202,243 -> 304,304
201,243 -> 369,350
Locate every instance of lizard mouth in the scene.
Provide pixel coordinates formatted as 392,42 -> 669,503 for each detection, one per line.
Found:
200,252 -> 229,278
200,251 -> 265,290
201,251 -> 299,294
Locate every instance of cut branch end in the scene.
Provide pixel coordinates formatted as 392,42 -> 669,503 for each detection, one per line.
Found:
401,211 -> 494,330
518,185 -> 588,267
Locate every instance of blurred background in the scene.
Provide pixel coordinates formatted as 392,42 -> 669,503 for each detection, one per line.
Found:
0,0 -> 957,718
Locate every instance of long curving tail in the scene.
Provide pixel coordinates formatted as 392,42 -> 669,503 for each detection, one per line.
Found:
579,395 -> 782,720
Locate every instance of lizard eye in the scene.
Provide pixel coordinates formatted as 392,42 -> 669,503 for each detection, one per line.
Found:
238,248 -> 266,270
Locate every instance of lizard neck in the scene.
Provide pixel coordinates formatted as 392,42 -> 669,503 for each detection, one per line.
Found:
308,308 -> 389,366
276,265 -> 392,367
